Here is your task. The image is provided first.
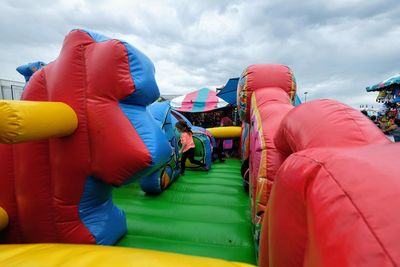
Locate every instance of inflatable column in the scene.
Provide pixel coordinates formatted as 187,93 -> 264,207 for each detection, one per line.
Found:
237,64 -> 296,254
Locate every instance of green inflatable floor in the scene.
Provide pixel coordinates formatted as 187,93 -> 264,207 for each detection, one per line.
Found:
113,159 -> 256,264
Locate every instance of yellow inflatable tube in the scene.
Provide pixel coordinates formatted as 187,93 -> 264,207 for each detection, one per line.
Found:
0,244 -> 256,267
207,126 -> 242,138
0,100 -> 78,144
0,207 -> 8,231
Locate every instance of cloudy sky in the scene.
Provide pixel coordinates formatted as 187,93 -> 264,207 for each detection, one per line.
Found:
1,0 -> 399,107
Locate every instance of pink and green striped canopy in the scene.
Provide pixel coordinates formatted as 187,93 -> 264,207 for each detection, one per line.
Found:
171,88 -> 229,113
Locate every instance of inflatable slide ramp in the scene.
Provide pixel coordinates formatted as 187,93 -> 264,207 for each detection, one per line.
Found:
113,159 -> 256,264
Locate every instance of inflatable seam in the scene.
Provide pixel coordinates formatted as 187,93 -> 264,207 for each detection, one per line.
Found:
341,103 -> 369,142
47,140 -> 59,241
294,153 -> 396,265
120,43 -> 137,96
43,69 -> 60,242
82,44 -> 94,173
251,104 -> 267,179
283,126 -> 299,153
80,42 -> 96,243
11,145 -> 23,241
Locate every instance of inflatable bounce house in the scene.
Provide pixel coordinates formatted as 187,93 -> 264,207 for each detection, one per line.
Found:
0,29 -> 400,267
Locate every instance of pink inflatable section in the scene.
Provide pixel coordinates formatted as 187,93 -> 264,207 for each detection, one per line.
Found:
237,64 -> 296,237
238,64 -> 400,266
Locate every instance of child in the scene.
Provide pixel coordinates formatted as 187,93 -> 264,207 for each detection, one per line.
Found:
176,121 -> 208,175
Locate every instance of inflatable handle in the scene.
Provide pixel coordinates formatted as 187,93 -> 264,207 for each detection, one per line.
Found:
206,126 -> 242,139
0,207 -> 8,231
0,100 -> 78,144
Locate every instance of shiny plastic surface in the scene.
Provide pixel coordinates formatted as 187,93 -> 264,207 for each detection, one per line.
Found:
0,29 -> 161,245
267,144 -> 400,267
0,244 -> 255,267
0,100 -> 77,143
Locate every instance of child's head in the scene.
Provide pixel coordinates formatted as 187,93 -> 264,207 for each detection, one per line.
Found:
176,121 -> 191,133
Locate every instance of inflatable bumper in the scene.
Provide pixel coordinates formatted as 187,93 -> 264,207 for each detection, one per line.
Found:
0,244 -> 256,267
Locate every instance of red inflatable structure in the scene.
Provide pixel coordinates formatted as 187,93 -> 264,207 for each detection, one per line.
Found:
238,64 -> 400,266
0,29 -> 167,245
237,64 -> 296,240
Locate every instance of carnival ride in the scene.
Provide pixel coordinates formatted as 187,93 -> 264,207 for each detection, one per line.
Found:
0,29 -> 399,267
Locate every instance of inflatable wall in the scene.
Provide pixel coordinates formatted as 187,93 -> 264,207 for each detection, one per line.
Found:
238,64 -> 400,266
260,99 -> 392,266
0,29 -> 171,245
237,64 -> 296,255
240,122 -> 250,162
140,102 -> 180,193
240,122 -> 250,191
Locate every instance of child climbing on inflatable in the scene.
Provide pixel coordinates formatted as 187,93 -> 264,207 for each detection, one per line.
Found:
176,121 -> 208,175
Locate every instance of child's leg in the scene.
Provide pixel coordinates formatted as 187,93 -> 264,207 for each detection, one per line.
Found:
187,148 -> 205,166
181,151 -> 188,174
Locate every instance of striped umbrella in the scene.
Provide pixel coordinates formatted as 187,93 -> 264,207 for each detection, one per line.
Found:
366,73 -> 400,92
170,88 -> 229,112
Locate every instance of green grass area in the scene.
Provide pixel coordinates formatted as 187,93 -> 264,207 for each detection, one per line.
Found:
113,159 -> 255,264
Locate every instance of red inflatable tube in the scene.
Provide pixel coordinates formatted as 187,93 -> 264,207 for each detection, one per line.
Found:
249,88 -> 293,225
274,99 -> 390,155
237,64 -> 296,123
259,99 -> 394,266
266,144 -> 400,267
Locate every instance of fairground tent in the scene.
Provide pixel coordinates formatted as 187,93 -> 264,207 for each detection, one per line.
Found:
216,78 -> 239,106
216,77 -> 303,107
366,73 -> 400,92
170,88 -> 229,113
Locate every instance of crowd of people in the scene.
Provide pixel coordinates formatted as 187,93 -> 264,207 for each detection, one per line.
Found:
181,108 -> 238,128
180,107 -> 240,160
361,102 -> 400,142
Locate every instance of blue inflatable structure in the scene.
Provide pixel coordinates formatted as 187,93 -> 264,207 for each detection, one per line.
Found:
139,102 -> 181,194
16,61 -> 46,82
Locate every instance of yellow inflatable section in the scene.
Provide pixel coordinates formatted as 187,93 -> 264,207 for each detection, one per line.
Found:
0,207 -> 8,231
0,100 -> 78,144
0,244 -> 256,267
206,126 -> 241,138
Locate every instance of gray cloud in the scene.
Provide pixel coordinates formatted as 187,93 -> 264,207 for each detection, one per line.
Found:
0,0 -> 398,108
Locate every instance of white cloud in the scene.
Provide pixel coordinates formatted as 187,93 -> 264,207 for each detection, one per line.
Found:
0,0 -> 398,108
